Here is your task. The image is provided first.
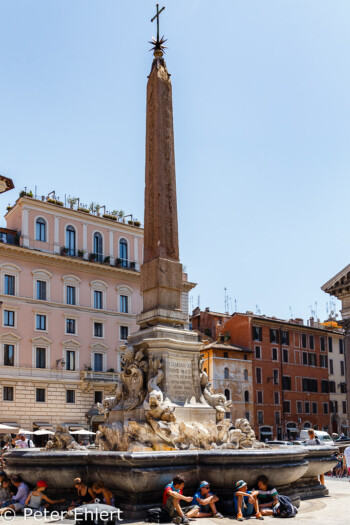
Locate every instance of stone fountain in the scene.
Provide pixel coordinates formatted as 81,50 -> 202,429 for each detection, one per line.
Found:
3,9 -> 337,517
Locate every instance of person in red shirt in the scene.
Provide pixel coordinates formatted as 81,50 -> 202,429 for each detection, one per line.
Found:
162,475 -> 199,524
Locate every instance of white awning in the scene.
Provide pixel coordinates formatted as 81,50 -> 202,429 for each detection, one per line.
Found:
286,427 -> 298,432
260,430 -> 273,435
33,422 -> 53,428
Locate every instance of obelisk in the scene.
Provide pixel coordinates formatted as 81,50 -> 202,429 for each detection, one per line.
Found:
137,20 -> 187,329
124,8 -> 216,423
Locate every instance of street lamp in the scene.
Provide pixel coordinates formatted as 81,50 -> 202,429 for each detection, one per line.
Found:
0,175 -> 14,194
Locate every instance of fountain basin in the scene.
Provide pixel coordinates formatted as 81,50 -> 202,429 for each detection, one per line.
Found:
3,447 -> 312,517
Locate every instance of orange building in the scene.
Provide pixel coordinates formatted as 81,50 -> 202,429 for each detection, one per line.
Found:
224,313 -> 342,440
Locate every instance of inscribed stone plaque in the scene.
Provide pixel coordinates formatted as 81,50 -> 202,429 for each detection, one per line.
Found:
166,358 -> 195,403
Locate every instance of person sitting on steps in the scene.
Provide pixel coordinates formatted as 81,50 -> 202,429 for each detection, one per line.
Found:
191,480 -> 223,518
162,475 -> 199,524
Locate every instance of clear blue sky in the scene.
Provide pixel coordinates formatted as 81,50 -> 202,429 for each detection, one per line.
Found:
0,0 -> 349,322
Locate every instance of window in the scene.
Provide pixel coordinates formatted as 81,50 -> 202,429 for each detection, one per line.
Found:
66,319 -> 76,335
309,335 -> 314,350
66,390 -> 75,403
4,275 -> 15,295
119,238 -> 128,267
281,330 -> 289,346
340,382 -> 347,394
36,388 -> 45,402
308,353 -> 316,367
252,326 -> 262,341
3,386 -> 13,401
333,401 -> 338,413
340,361 -> 345,376
283,348 -> 288,363
329,381 -> 336,393
94,290 -> 103,310
339,339 -> 344,354
256,367 -> 262,384
224,389 -> 230,400
66,226 -> 76,256
257,391 -> 263,403
257,411 -> 264,424
94,353 -> 103,372
305,401 -> 310,414
36,347 -> 46,368
244,369 -> 248,380
245,411 -> 250,421
275,411 -> 280,424
272,348 -> 278,361
328,337 -> 333,352
270,329 -> 279,344
244,390 -> 249,402
36,218 -> 46,242
321,380 -> 329,393
312,402 -> 318,414
66,286 -> 76,305
323,402 -> 329,415
120,295 -> 129,314
309,378 -> 318,392
4,344 -> 14,366
93,232 -> 103,262
254,346 -> 261,359
319,354 -> 328,368
224,367 -> 229,379
95,391 -> 103,403
4,310 -> 14,327
343,401 -> 347,414
297,401 -> 303,414
36,314 -> 46,331
273,369 -> 279,385
330,401 -> 334,413
274,391 -> 279,405
302,352 -> 308,365
301,333 -> 307,349
120,326 -> 129,340
66,350 -> 76,371
283,401 -> 291,413
320,337 -> 325,351
282,376 -> 291,390
94,322 -> 103,338
36,280 -> 47,300
329,359 -> 334,375
223,352 -> 228,358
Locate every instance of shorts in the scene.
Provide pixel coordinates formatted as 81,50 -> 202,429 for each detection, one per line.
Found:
12,502 -> 25,512
234,497 -> 254,517
163,497 -> 199,518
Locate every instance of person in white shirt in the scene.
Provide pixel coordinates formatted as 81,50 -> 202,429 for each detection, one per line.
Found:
12,433 -> 35,449
344,446 -> 350,482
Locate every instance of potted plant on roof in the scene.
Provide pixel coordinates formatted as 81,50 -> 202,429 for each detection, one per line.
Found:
134,219 -> 141,227
67,196 -> 78,209
89,252 -> 97,262
60,246 -> 68,256
118,210 -> 125,222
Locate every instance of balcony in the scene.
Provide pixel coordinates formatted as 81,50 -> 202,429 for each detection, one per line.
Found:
81,370 -> 120,383
0,228 -> 19,245
59,248 -> 140,271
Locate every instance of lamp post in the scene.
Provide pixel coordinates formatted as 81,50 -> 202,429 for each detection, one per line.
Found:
0,175 -> 14,194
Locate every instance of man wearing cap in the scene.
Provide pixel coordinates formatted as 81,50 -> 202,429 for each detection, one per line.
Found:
12,433 -> 34,449
191,481 -> 223,518
234,480 -> 263,521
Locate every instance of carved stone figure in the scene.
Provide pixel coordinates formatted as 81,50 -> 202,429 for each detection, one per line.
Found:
45,425 -> 86,451
147,356 -> 164,394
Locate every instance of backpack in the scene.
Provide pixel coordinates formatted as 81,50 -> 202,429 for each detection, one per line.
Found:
146,507 -> 171,523
273,495 -> 298,518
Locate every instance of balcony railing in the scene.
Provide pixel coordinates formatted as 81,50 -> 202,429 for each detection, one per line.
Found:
81,370 -> 120,382
59,248 -> 140,271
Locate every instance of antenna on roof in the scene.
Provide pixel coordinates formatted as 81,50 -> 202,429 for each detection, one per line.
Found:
289,306 -> 293,319
197,295 -> 200,308
256,304 -> 261,315
234,299 -> 237,312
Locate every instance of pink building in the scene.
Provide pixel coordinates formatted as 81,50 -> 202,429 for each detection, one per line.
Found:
0,194 -> 146,432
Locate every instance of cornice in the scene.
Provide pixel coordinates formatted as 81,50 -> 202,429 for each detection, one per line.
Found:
8,197 -> 144,238
0,244 -> 141,283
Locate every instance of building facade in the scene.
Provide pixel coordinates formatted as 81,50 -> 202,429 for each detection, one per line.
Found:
224,313 -> 345,440
0,195 -> 145,431
201,339 -> 254,425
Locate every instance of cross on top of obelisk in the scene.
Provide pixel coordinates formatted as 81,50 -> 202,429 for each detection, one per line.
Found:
150,4 -> 167,57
